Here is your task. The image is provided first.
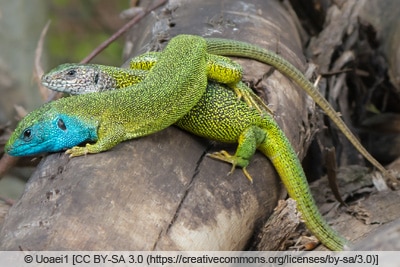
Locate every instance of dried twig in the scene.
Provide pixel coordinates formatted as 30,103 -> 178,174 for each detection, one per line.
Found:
34,20 -> 51,101
81,0 -> 167,63
0,0 -> 167,179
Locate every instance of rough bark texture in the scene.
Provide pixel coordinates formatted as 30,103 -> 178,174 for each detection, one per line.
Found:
303,0 -> 400,250
253,199 -> 302,251
359,0 -> 400,94
0,0 -> 315,250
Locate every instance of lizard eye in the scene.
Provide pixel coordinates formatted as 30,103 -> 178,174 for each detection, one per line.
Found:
22,129 -> 32,141
66,69 -> 76,78
94,73 -> 99,84
57,118 -> 67,131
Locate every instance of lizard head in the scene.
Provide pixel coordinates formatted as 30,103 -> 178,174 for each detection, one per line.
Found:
5,102 -> 98,157
41,63 -> 147,95
41,63 -> 117,93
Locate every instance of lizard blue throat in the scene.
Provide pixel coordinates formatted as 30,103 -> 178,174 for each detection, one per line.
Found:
6,108 -> 98,157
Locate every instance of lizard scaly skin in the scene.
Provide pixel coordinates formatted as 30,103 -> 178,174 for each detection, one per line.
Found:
40,64 -> 348,250
205,38 -> 394,182
43,37 -> 394,181
7,34 -> 390,249
5,35 -> 244,157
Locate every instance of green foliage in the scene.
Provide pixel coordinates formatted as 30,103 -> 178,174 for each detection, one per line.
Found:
46,0 -> 127,67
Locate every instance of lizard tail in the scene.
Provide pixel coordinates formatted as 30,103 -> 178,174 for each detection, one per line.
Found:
206,38 -> 394,182
258,124 -> 348,251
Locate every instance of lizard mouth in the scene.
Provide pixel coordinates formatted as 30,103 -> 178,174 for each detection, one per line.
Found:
4,143 -> 26,157
4,145 -> 12,155
41,76 -> 52,88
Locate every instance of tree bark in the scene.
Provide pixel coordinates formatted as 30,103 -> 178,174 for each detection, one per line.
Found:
0,0 -> 314,250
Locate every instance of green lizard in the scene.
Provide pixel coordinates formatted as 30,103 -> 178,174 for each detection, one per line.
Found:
5,34 -> 391,250
40,64 -> 348,250
42,37 -> 395,182
5,34 -> 250,157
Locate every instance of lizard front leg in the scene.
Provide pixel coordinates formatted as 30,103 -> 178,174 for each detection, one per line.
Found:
66,123 -> 126,157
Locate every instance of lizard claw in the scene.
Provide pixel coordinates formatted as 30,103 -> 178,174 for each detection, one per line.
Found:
207,150 -> 253,183
232,83 -> 273,116
66,146 -> 88,157
241,167 -> 253,184
207,150 -> 234,163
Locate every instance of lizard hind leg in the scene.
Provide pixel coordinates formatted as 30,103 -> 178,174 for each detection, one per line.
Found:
234,82 -> 273,115
129,51 -> 271,116
207,150 -> 253,182
207,126 -> 266,183
206,55 -> 272,115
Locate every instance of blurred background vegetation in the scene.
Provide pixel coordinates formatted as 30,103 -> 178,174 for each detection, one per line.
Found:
46,0 -> 127,66
0,0 -> 131,200
0,0 -> 129,114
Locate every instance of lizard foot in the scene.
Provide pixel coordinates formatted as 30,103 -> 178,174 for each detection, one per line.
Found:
65,146 -> 89,157
207,150 -> 253,183
232,83 -> 273,116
